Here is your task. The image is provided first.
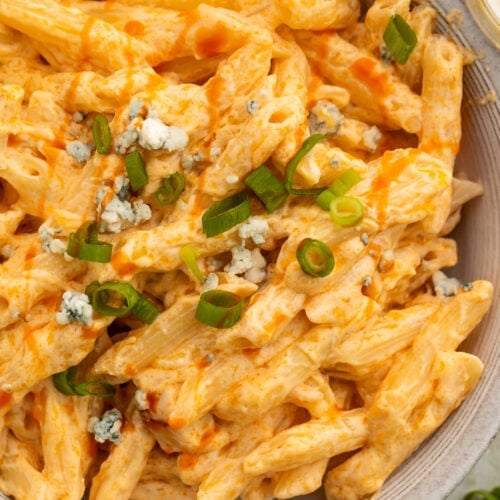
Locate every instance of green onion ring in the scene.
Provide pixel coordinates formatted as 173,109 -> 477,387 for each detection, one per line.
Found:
244,165 -> 288,212
125,150 -> 148,192
91,281 -> 139,317
72,380 -> 117,398
131,293 -> 161,324
52,367 -> 116,398
67,221 -> 113,263
464,491 -> 499,500
195,290 -> 245,328
202,191 -> 251,237
92,114 -> 112,154
154,172 -> 185,205
285,134 -> 326,196
296,238 -> 335,278
383,14 -> 417,65
52,366 -> 78,395
330,196 -> 364,227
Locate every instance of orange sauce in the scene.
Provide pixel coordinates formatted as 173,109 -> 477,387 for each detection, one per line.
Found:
166,10 -> 200,60
169,416 -> 186,430
0,391 -> 13,409
124,20 -> 145,37
64,72 -> 84,111
350,57 -> 390,101
24,243 -> 39,271
81,326 -> 101,339
146,392 -> 159,414
79,17 -> 98,69
124,363 -> 138,377
111,251 -> 138,277
368,149 -> 416,226
23,324 -> 39,356
199,424 -> 218,450
193,21 -> 229,59
178,452 -> 199,469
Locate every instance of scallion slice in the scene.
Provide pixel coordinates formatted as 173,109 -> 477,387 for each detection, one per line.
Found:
202,191 -> 251,237
125,150 -> 148,191
180,246 -> 205,282
463,491 -> 499,500
52,366 -> 116,398
316,189 -> 336,211
67,221 -> 113,263
316,168 -> 362,211
154,172 -> 185,205
285,134 -> 326,195
92,114 -> 112,154
329,168 -> 363,197
195,290 -> 244,328
244,165 -> 288,212
296,238 -> 335,277
330,196 -> 364,227
131,294 -> 161,324
91,281 -> 139,317
88,280 -> 160,323
383,14 -> 417,65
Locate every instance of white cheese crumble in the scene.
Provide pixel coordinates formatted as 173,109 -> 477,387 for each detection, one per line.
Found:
238,216 -> 269,245
38,224 -> 67,254
55,291 -> 93,327
87,408 -> 122,444
330,158 -> 340,168
96,176 -> 152,233
181,151 -> 204,170
66,141 -> 92,163
308,100 -> 343,136
1,244 -> 14,259
380,44 -> 394,65
224,246 -> 267,284
134,390 -> 149,411
72,111 -> 85,123
138,117 -> 188,152
246,99 -> 259,115
362,126 -> 382,152
432,271 -> 462,298
209,146 -> 221,161
202,272 -> 219,292
225,174 -> 239,185
114,124 -> 139,154
360,233 -> 369,246
129,99 -> 144,119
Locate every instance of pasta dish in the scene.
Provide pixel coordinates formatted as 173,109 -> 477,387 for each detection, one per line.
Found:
0,0 -> 493,498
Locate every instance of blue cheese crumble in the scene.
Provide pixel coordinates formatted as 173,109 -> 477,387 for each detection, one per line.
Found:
87,408 -> 122,444
38,224 -> 67,254
238,216 -> 269,245
362,126 -> 382,152
55,291 -> 93,327
246,99 -> 259,115
432,271 -> 462,298
96,176 -> 152,233
202,272 -> 219,292
138,117 -> 188,152
308,100 -> 343,136
134,390 -> 149,411
66,141 -> 92,163
225,246 -> 267,284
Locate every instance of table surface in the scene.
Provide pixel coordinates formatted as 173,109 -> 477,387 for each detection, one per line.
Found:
446,432 -> 500,499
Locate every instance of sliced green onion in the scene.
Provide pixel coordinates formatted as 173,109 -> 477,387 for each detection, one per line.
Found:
202,191 -> 251,237
244,165 -> 288,212
316,189 -> 336,211
91,281 -> 139,317
92,114 -> 112,154
195,290 -> 244,328
490,488 -> 500,498
67,221 -> 113,263
464,491 -> 499,500
52,366 -> 78,395
131,294 -> 161,324
154,172 -> 185,205
52,366 -> 116,398
330,196 -> 364,227
88,280 -> 160,323
285,134 -> 326,196
125,150 -> 148,191
316,168 -> 362,210
383,14 -> 417,65
180,246 -> 205,282
296,238 -> 335,278
329,168 -> 362,197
